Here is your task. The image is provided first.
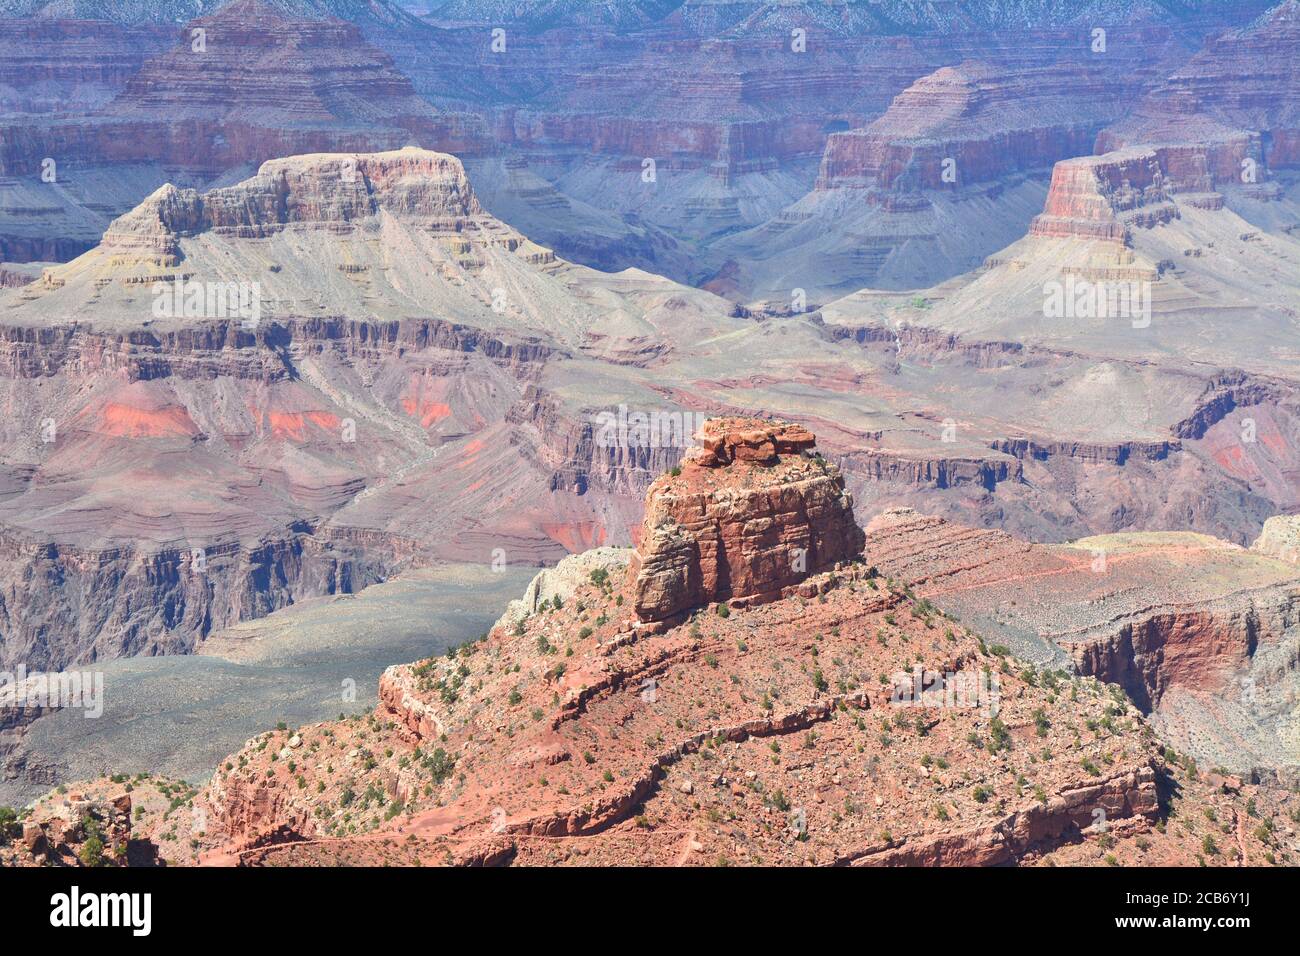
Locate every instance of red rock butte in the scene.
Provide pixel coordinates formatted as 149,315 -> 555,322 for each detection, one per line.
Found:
629,418 -> 865,625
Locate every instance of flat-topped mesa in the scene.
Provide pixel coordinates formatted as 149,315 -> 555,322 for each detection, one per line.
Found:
98,147 -> 511,265
629,418 -> 865,625
1029,148 -> 1179,243
816,60 -> 1128,194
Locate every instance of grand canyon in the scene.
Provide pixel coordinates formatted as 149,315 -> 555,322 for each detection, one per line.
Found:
0,0 -> 1296,890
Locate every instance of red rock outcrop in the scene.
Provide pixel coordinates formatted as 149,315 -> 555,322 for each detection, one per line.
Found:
861,507 -> 1300,773
19,416 -> 1297,867
628,418 -> 864,623
1066,606 -> 1280,711
0,791 -> 137,867
187,495 -> 1293,867
852,765 -> 1160,866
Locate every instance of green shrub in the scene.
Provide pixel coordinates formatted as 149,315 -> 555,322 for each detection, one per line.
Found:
78,834 -> 105,867
424,748 -> 456,785
0,806 -> 18,845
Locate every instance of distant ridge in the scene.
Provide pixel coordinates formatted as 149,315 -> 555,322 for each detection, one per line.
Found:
0,0 -> 430,29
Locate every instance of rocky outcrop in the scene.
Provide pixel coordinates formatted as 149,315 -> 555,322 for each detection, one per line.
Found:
1067,603 -> 1287,712
187,476 -> 1281,868
0,146 -> 697,675
862,506 -> 1300,774
1029,149 -> 1179,243
26,414 -> 1296,867
0,314 -> 557,383
492,547 -> 632,633
204,745 -> 318,851
1253,514 -> 1300,564
769,49 -> 1187,300
628,418 -> 864,623
0,265 -> 39,289
378,664 -> 448,743
990,437 -> 1177,466
1170,372 -> 1289,441
845,448 -> 1019,491
0,791 -> 142,867
0,528 -> 384,672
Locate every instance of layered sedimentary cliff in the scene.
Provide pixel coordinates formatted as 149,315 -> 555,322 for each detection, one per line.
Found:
862,507 -> 1300,776
4,132 -> 1296,678
0,18 -> 172,115
0,0 -> 488,262
101,148 -> 497,263
816,60 -> 1130,193
1029,149 -> 1179,243
0,0 -> 1281,295
0,148 -> 686,670
1099,0 -> 1300,168
9,415 -> 1294,867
